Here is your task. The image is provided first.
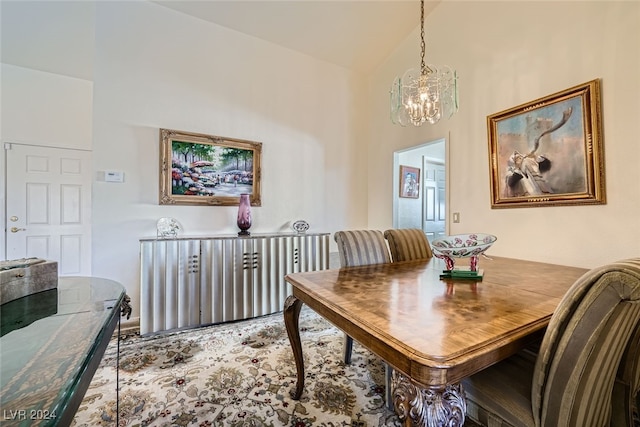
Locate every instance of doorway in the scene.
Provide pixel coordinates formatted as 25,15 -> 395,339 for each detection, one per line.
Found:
4,143 -> 92,275
392,139 -> 447,242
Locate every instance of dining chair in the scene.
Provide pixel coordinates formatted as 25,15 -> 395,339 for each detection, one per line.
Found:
333,230 -> 393,408
611,324 -> 640,427
383,228 -> 433,262
462,257 -> 640,427
333,230 -> 391,363
334,229 -> 391,272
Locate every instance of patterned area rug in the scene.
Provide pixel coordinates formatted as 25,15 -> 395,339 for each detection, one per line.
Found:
73,306 -> 481,426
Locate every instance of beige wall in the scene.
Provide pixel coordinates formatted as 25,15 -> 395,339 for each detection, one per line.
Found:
368,1 -> 640,268
1,64 -> 93,150
90,1 -> 369,319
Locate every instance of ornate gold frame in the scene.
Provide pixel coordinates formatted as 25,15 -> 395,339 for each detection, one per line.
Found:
159,128 -> 262,206
488,79 -> 605,208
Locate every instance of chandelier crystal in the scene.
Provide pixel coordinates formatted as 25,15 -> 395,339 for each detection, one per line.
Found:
390,0 -> 458,126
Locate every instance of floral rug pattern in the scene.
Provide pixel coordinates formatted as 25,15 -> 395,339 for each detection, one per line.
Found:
73,306 -> 403,427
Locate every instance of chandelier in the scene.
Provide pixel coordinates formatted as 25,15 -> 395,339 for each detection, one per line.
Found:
390,0 -> 458,126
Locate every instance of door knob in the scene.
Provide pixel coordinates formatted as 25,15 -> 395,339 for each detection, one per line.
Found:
10,227 -> 26,233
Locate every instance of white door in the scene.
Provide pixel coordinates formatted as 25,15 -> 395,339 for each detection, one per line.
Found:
423,159 -> 446,242
5,143 -> 92,275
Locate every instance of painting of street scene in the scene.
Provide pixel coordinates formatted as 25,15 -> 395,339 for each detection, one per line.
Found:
159,129 -> 262,206
171,141 -> 254,197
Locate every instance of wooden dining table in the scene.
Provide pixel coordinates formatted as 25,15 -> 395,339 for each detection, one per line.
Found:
283,255 -> 588,426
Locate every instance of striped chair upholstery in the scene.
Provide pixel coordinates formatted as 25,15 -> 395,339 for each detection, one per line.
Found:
463,258 -> 640,427
333,230 -> 393,409
334,230 -> 391,268
384,228 -> 432,262
611,325 -> 640,427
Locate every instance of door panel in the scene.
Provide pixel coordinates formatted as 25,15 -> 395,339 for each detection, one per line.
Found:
5,143 -> 92,275
423,160 -> 446,241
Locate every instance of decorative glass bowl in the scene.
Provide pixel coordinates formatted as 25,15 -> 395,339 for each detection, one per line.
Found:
431,233 -> 497,272
157,217 -> 180,238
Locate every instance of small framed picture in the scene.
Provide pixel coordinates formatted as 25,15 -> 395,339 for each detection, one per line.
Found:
400,165 -> 420,199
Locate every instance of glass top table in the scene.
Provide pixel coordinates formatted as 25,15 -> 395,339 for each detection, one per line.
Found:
1,276 -> 125,426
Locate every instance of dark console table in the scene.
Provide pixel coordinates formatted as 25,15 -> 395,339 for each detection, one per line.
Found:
1,277 -> 126,426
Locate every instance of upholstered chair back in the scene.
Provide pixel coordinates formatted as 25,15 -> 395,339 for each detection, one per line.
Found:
333,230 -> 391,267
531,258 -> 640,427
383,228 -> 433,262
611,325 -> 640,427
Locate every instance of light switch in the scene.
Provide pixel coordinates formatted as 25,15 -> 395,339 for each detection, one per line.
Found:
453,212 -> 460,223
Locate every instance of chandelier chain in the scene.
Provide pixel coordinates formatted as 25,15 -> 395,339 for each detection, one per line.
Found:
420,0 -> 426,76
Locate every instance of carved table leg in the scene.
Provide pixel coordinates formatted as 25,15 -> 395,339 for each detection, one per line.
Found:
284,295 -> 304,399
392,370 -> 466,427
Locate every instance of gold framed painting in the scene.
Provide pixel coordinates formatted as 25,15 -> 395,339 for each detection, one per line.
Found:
159,128 -> 262,206
488,79 -> 605,208
399,165 -> 420,198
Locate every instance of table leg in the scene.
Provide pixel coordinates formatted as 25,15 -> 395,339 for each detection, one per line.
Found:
284,295 -> 304,399
391,370 -> 466,427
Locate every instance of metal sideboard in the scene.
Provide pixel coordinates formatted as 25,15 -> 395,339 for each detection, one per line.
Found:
139,232 -> 330,335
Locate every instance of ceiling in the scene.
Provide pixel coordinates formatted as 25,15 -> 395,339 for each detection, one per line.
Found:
152,1 -> 439,73
1,1 -> 437,80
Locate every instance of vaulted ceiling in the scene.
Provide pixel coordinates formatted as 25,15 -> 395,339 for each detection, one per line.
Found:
152,1 -> 437,73
1,0 -> 438,80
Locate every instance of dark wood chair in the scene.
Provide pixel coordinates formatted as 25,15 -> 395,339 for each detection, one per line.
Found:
462,258 -> 640,427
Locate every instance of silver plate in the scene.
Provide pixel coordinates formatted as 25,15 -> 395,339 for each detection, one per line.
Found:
291,220 -> 310,233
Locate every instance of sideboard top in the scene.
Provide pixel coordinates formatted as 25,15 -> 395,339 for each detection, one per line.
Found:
140,231 -> 330,242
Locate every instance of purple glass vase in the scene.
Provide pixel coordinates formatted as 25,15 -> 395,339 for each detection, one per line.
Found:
237,194 -> 252,235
